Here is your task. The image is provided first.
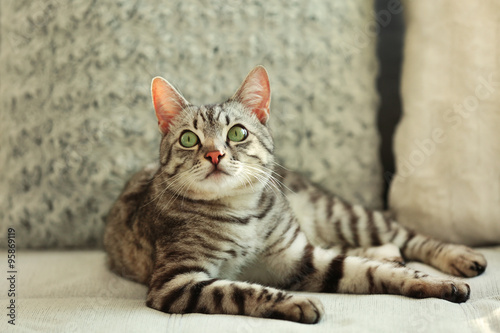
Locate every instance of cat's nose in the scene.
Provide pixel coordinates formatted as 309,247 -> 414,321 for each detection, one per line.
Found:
205,151 -> 225,166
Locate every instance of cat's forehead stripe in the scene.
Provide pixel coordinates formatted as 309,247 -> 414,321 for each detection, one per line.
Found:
203,105 -> 215,125
199,111 -> 206,123
198,104 -> 228,126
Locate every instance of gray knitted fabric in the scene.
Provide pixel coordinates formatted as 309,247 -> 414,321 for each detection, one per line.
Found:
0,0 -> 381,248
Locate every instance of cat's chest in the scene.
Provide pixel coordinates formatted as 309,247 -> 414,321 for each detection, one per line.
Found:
216,225 -> 262,280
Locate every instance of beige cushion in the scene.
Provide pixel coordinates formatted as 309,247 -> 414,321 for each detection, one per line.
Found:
389,0 -> 500,246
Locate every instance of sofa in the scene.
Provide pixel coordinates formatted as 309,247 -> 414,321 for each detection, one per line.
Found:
1,248 -> 498,332
1,0 -> 499,332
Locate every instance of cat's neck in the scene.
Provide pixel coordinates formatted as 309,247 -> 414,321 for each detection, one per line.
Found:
218,188 -> 268,212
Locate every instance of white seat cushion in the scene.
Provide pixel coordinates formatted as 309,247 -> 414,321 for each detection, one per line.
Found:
3,248 -> 499,332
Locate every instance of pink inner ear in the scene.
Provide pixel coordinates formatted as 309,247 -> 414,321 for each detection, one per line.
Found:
233,66 -> 271,124
152,77 -> 187,134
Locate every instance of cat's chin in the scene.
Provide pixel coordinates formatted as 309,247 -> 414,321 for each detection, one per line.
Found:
204,169 -> 230,180
182,177 -> 235,201
185,175 -> 262,202
185,187 -> 239,201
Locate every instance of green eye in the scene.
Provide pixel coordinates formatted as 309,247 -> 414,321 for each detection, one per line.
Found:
180,131 -> 199,148
228,125 -> 248,142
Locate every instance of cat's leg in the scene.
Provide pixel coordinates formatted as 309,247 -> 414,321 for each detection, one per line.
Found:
280,169 -> 487,277
257,227 -> 470,302
389,228 -> 487,278
325,202 -> 486,277
344,243 -> 405,265
146,249 -> 323,323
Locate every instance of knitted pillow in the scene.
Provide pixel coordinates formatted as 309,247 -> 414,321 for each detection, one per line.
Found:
0,0 -> 381,248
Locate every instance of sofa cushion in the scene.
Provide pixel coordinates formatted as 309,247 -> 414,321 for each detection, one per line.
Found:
0,0 -> 382,249
6,248 -> 500,332
389,1 -> 500,246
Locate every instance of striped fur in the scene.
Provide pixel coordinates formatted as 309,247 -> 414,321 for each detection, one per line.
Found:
104,66 -> 487,324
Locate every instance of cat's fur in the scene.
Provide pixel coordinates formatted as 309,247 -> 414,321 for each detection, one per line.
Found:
104,66 -> 487,324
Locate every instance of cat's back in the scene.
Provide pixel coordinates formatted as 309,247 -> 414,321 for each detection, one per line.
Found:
104,163 -> 159,284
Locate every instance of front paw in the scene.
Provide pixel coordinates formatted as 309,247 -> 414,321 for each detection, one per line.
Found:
440,245 -> 487,277
265,295 -> 324,324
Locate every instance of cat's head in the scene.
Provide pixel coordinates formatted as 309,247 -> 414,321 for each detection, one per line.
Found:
151,66 -> 275,201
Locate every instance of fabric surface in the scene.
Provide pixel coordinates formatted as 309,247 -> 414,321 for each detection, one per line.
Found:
0,0 -> 382,249
389,0 -> 500,246
1,248 -> 499,332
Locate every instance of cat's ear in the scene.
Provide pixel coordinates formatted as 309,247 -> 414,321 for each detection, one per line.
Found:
232,66 -> 271,124
151,76 -> 189,135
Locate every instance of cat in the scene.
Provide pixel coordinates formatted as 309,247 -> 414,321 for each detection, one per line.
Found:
104,66 -> 487,324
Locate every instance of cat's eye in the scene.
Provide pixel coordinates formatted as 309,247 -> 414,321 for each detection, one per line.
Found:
227,125 -> 248,142
180,131 -> 199,148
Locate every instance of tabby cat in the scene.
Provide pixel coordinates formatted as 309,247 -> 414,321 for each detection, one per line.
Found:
104,66 -> 487,324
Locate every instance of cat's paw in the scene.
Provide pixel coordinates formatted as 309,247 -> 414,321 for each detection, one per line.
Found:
266,295 -> 324,324
405,278 -> 470,303
438,245 -> 487,277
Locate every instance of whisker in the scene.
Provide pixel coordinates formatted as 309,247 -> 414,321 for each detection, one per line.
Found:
241,164 -> 289,199
151,163 -> 206,218
272,160 -> 292,172
156,175 -> 193,219
141,172 -> 184,209
243,163 -> 291,195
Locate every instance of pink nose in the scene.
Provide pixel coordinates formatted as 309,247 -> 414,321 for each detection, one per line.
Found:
205,151 -> 225,165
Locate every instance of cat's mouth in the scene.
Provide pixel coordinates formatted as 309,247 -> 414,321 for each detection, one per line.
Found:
205,168 -> 230,179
